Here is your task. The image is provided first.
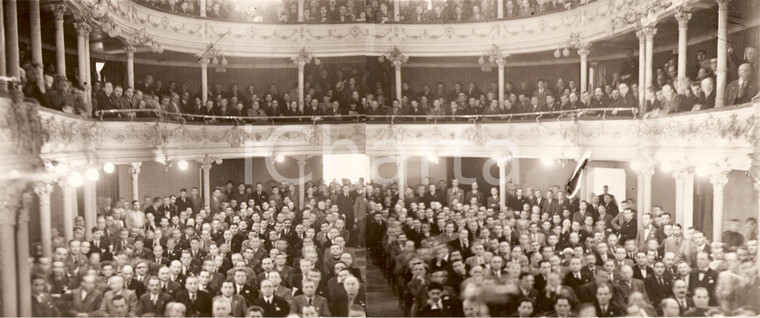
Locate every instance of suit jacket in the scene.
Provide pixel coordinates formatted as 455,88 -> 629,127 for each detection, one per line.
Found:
675,297 -> 696,316
644,275 -> 673,305
464,190 -> 484,206
632,265 -> 655,281
175,289 -> 213,317
542,199 -> 560,216
97,289 -> 138,316
615,278 -> 649,301
67,288 -> 103,316
290,294 -> 331,316
251,295 -> 291,317
417,295 -> 464,317
446,187 -> 464,206
594,302 -> 623,317
136,291 -> 172,316
234,283 -> 259,305
563,271 -> 592,292
689,268 -> 718,305
160,280 -> 182,297
126,279 -> 147,299
32,293 -> 61,317
175,196 -> 193,214
447,239 -> 474,259
726,79 -> 759,105
213,294 -> 248,317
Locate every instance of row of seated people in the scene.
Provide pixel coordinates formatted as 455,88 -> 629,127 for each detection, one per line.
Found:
133,0 -> 589,23
366,178 -> 760,316
31,179 -> 370,317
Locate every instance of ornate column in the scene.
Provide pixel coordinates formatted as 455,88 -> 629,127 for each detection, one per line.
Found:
29,0 -> 44,92
17,192 -> 33,317
497,159 -> 508,212
59,180 -> 74,240
297,0 -> 304,22
485,45 -> 508,107
497,0 -> 504,19
672,164 -> 694,228
129,162 -> 141,202
200,57 -> 209,104
636,29 -> 646,108
0,186 -> 20,317
675,6 -> 692,81
0,0 -> 6,90
292,49 -> 314,108
295,155 -> 312,209
578,45 -> 591,95
199,0 -> 207,17
126,45 -> 135,88
5,0 -> 20,79
589,62 -> 597,92
715,0 -> 731,108
85,31 -> 92,87
396,156 -> 407,200
35,182 -> 54,258
51,3 -> 67,77
709,164 -> 730,242
83,178 -> 97,239
75,21 -> 91,88
384,47 -> 408,101
751,146 -> 760,260
393,0 -> 400,22
636,159 -> 655,215
198,155 -> 221,207
643,25 -> 657,94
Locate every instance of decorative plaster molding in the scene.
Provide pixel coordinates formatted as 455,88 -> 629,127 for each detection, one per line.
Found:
65,0 -> 684,57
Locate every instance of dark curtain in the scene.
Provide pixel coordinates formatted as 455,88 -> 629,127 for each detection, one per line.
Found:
694,178 -> 714,240
99,60 -> 127,87
97,170 -> 120,204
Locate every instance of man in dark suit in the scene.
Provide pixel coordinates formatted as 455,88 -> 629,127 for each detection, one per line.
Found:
232,269 -> 259,305
251,183 -> 269,209
290,279 -> 332,316
175,188 -> 193,214
618,209 -> 638,243
644,261 -> 673,306
632,252 -> 655,281
67,274 -> 104,317
136,276 -> 172,316
689,251 -> 718,306
90,227 -> 113,261
563,257 -> 591,292
122,265 -> 147,299
417,282 -> 463,317
684,287 -> 712,316
726,63 -> 759,105
251,279 -> 291,317
616,265 -> 649,302
672,279 -> 695,316
593,283 -> 623,317
447,229 -> 473,259
174,276 -> 212,317
157,267 -> 182,297
214,281 -> 250,317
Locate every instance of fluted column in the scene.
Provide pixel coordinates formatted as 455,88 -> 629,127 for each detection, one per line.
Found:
673,165 -> 694,228
0,186 -> 20,317
295,155 -> 311,209
126,45 -> 135,88
496,58 -> 506,107
636,29 -> 646,108
5,0 -> 20,79
83,179 -> 97,240
497,159 -> 507,212
393,0 -> 400,22
85,31 -> 91,88
497,0 -> 504,19
710,165 -> 730,242
643,25 -> 657,92
51,3 -> 67,77
129,162 -> 141,201
17,192 -> 33,317
715,0 -> 731,107
578,45 -> 590,94
297,0 -> 304,22
394,61 -> 402,100
675,8 -> 692,81
199,0 -> 207,17
0,0 -> 6,91
35,182 -> 54,258
198,156 -> 220,207
59,180 -> 74,240
200,57 -> 209,104
30,0 -> 44,92
396,156 -> 407,200
75,21 -> 91,88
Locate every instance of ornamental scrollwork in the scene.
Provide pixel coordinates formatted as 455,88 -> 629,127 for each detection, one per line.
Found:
3,99 -> 50,154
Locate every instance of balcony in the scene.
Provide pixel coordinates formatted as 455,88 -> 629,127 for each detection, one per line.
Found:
68,0 -> 684,57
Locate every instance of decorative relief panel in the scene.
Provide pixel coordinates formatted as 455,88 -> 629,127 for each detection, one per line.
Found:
68,0 -> 683,57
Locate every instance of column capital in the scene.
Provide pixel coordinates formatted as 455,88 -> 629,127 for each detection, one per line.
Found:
74,20 -> 91,36
716,0 -> 731,8
639,25 -> 657,39
709,168 -> 730,189
199,56 -> 211,66
293,155 -> 312,165
18,192 -> 35,224
671,163 -> 694,182
292,47 -> 315,67
577,45 -> 591,58
34,182 -> 54,199
50,3 -> 67,21
125,45 -> 136,56
384,46 -> 409,67
128,162 -> 142,176
197,155 -> 221,170
675,11 -> 692,27
0,183 -> 26,226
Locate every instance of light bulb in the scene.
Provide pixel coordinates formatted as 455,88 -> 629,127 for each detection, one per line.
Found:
212,57 -> 219,65
489,56 -> 495,64
68,171 -> 84,187
660,161 -> 672,173
478,56 -> 485,65
554,49 -> 561,58
85,168 -> 100,181
103,162 -> 115,174
275,154 -> 285,163
428,154 -> 439,164
177,160 -> 189,170
221,57 -> 228,66
378,56 -> 385,63
314,58 -> 321,66
563,48 -> 570,57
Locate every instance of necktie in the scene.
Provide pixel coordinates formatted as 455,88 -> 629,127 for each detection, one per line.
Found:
191,293 -> 196,303
308,297 -> 313,305
680,299 -> 686,308
739,82 -> 746,99
152,295 -> 157,305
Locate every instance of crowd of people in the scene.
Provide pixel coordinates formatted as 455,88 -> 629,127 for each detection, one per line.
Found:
366,179 -> 760,317
133,0 -> 590,24
31,180 -> 369,317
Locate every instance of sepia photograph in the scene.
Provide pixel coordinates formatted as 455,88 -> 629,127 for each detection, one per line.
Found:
0,0 -> 759,317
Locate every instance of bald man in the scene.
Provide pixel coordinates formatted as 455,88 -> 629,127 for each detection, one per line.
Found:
727,63 -> 759,105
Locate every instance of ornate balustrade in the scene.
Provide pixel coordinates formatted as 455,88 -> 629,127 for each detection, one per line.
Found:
3,97 -> 756,172
68,0 -> 683,57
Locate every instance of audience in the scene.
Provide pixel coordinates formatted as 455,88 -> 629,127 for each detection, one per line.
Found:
368,178 -> 760,317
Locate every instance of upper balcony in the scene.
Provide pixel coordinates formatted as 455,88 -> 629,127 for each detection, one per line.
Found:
67,0 -> 684,57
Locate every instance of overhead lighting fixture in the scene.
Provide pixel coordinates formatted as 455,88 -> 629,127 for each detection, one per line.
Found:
55,163 -> 69,176
68,171 -> 84,187
85,168 -> 100,181
177,160 -> 189,170
275,154 -> 285,163
103,162 -> 115,174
